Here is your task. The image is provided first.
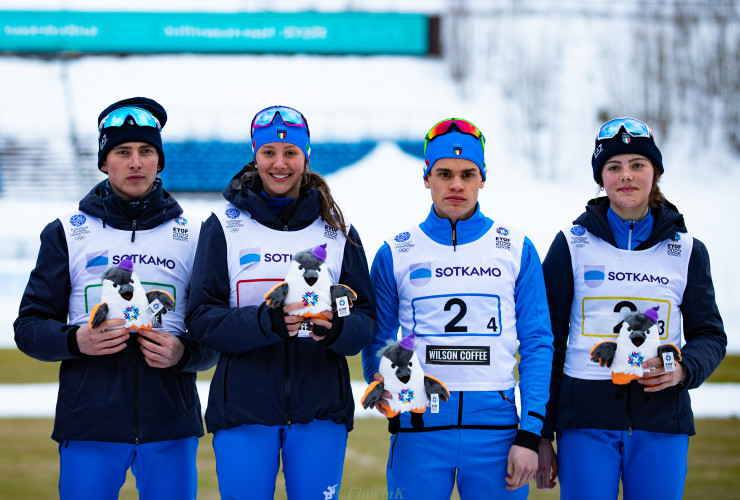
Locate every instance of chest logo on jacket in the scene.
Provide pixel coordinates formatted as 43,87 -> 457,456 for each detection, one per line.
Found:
239,248 -> 261,270
86,251 -> 109,275
68,214 -> 91,240
584,265 -> 605,288
393,232 -> 415,253
409,262 -> 432,287
224,208 -> 244,233
495,226 -> 511,250
324,224 -> 338,240
570,225 -> 589,248
172,216 -> 189,242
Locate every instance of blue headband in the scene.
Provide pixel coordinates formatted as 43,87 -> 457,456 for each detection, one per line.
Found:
423,130 -> 486,180
251,114 -> 311,161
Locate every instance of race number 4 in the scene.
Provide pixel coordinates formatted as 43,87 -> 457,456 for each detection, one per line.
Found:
412,293 -> 502,337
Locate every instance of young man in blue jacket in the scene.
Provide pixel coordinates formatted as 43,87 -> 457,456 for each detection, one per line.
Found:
362,118 -> 554,499
14,97 -> 216,499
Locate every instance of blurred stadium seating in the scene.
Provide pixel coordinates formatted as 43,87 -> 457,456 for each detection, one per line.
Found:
160,140 -> 381,191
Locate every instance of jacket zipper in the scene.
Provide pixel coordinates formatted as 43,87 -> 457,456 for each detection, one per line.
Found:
627,220 -> 634,250
626,383 -> 633,435
223,356 -> 231,403
284,342 -> 292,429
133,343 -> 140,444
282,223 -> 291,428
131,219 -> 138,242
450,220 -> 458,252
457,391 -> 464,426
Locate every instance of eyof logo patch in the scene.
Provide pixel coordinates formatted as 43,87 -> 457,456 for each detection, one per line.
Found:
453,146 -> 462,156
174,216 -> 188,226
225,208 -> 240,219
277,129 -> 287,139
496,227 -> 510,236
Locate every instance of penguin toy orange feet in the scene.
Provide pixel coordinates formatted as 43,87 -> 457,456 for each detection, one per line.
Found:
362,333 -> 450,434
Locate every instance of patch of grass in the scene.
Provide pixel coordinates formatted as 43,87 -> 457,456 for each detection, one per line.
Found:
2,349 -> 737,498
2,417 -> 738,499
6,348 -> 738,385
0,348 -> 216,384
0,348 -> 61,384
706,353 -> 740,383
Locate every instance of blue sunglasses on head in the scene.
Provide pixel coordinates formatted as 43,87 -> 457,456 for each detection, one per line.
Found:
251,106 -> 310,137
98,106 -> 161,132
597,117 -> 654,142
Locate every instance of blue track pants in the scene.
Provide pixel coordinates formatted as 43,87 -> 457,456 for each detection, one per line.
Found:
387,427 -> 528,500
557,428 -> 688,500
58,436 -> 198,500
213,420 -> 347,500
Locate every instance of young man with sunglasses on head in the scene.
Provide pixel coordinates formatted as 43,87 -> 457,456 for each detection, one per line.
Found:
362,118 -> 554,499
14,97 -> 216,499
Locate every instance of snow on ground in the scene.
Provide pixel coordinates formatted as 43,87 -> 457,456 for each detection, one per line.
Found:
2,381 -> 738,419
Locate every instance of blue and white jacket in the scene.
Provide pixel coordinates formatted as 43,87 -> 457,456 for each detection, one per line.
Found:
14,181 -> 216,444
541,197 -> 726,438
362,204 -> 554,452
185,175 -> 376,433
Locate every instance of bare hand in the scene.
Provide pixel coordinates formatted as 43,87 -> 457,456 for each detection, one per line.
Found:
282,302 -> 334,341
639,356 -> 686,392
372,372 -> 393,415
536,438 -> 558,489
137,329 -> 185,369
505,445 -> 538,490
76,318 -> 129,356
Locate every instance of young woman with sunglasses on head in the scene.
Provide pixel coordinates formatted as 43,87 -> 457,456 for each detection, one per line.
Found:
536,118 -> 726,499
362,118 -> 554,499
186,106 -> 376,499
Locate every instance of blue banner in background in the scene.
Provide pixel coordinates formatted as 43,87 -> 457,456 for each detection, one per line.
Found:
0,11 -> 430,55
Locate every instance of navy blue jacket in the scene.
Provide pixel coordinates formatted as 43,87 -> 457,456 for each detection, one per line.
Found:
14,181 -> 216,444
185,176 -> 376,433
541,197 -> 726,438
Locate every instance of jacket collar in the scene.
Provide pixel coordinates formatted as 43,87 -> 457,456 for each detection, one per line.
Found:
419,203 -> 493,246
223,172 -> 321,230
78,179 -> 182,230
575,196 -> 687,249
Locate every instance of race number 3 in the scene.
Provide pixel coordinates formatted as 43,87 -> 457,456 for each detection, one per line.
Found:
581,297 -> 670,339
412,293 -> 502,337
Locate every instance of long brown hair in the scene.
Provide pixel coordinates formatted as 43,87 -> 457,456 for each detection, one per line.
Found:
238,159 -> 354,243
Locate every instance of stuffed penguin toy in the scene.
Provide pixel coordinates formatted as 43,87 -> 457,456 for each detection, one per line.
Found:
89,257 -> 174,331
361,333 -> 450,434
264,243 -> 357,323
590,305 -> 681,384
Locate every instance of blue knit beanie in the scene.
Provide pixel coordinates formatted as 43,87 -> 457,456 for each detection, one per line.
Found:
424,130 -> 486,180
251,114 -> 311,161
